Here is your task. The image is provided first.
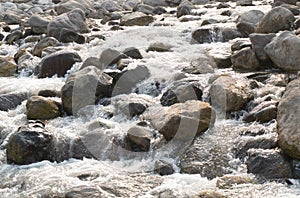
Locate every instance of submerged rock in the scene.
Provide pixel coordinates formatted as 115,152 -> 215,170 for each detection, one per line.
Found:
0,92 -> 28,111
6,121 -> 54,165
154,160 -> 174,176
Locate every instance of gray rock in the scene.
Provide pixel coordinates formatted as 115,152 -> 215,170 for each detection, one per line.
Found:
126,126 -> 153,152
249,33 -> 276,62
243,101 -> 277,123
0,92 -> 28,111
154,160 -> 174,176
101,0 -> 123,12
277,78 -> 300,160
236,10 -> 264,36
209,75 -> 254,112
264,31 -> 300,71
123,47 -> 143,59
55,0 -> 94,15
236,0 -> 253,6
99,48 -> 127,69
146,42 -> 173,52
32,37 -> 59,57
177,0 -> 195,18
3,13 -> 21,25
133,4 -> 154,15
256,7 -> 295,34
38,51 -> 82,78
5,30 -> 23,45
120,12 -> 154,26
28,15 -> 49,34
58,28 -> 85,44
61,66 -> 113,115
47,9 -> 90,40
6,121 -> 54,165
0,57 -> 17,77
246,149 -> 294,179
231,47 -> 260,71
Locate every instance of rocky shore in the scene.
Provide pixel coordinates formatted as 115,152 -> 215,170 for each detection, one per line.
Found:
0,0 -> 300,197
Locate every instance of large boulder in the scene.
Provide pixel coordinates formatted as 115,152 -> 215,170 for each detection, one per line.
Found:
6,121 -> 54,165
47,9 -> 90,40
26,96 -> 62,120
28,15 -> 49,34
143,100 -> 215,141
249,33 -> 276,62
264,31 -> 300,71
236,10 -> 265,36
120,12 -> 154,26
38,51 -> 82,78
61,66 -> 113,115
256,7 -> 295,34
209,75 -> 254,112
277,78 -> 300,160
231,47 -> 260,71
55,0 -> 94,15
0,57 -> 17,77
0,92 -> 28,111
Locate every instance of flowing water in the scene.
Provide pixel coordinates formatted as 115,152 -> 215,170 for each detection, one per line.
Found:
1,1 -> 300,197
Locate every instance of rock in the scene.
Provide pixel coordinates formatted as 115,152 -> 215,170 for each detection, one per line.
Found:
191,27 -> 220,44
99,48 -> 127,69
221,28 -> 245,42
47,9 -> 90,40
153,6 -> 167,15
38,51 -> 81,78
154,160 -> 174,176
0,92 -> 28,111
264,31 -> 300,71
201,19 -> 219,26
256,7 -> 295,34
61,66 -> 113,115
143,100 -> 215,141
126,126 -> 153,152
236,10 -> 265,36
233,133 -> 278,159
6,121 -> 54,165
249,33 -> 276,62
243,101 -> 277,123
120,12 -> 154,26
143,0 -> 168,7
274,0 -> 298,5
28,15 -> 49,34
0,57 -> 17,77
146,42 -> 173,52
195,190 -> 227,198
110,65 -> 150,96
277,78 -> 300,160
38,90 -> 61,98
231,47 -> 261,71
160,81 -> 202,106
216,175 -> 255,189
5,30 -> 23,45
55,0 -> 94,15
80,57 -> 101,69
236,0 -> 253,6
58,28 -> 85,44
32,37 -> 59,57
221,10 -> 232,16
133,4 -> 154,15
101,0 -> 123,12
209,75 -> 254,112
177,0 -> 195,18
246,149 -> 294,179
65,186 -> 105,198
123,47 -> 143,59
217,3 -> 231,9
3,13 -> 21,25
182,57 -> 215,74
278,4 -> 300,16
231,39 -> 251,52
26,96 -> 62,120
209,51 -> 232,69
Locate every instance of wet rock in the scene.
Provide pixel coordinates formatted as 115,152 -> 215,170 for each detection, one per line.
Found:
177,0 -> 195,18
183,57 -> 215,74
217,3 -> 231,9
246,149 -> 294,179
65,186 -> 105,198
231,39 -> 251,52
0,92 -> 28,111
101,0 -> 123,12
221,27 -> 245,42
3,13 -> 21,25
274,0 -> 298,4
209,75 -> 254,112
243,101 -> 277,123
123,47 -> 143,59
0,57 -> 17,77
249,33 -> 276,62
231,47 -> 260,71
6,121 -> 54,165
201,19 -> 219,26
99,48 -> 127,69
216,175 -> 255,189
236,10 -> 265,36
58,28 -> 85,44
153,6 -> 167,15
160,81 -> 203,106
256,7 -> 295,34
195,190 -> 227,198
221,10 -> 232,16
209,51 -> 232,69
143,0 -> 168,7
233,133 -> 278,159
277,78 -> 300,160
26,96 -> 62,120
133,4 -> 154,15
28,15 -> 49,34
38,51 -> 82,78
126,126 -> 153,152
47,9 -> 90,40
146,42 -> 173,52
120,12 -> 154,26
264,31 -> 300,71
61,66 -> 113,115
5,30 -> 23,45
32,37 -> 59,57
55,0 -> 94,15
143,100 -> 215,141
191,27 -> 220,44
236,0 -> 253,6
38,90 -> 61,98
154,160 -> 174,176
